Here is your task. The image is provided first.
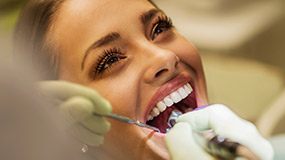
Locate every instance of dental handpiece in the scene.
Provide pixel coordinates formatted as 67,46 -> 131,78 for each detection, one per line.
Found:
194,130 -> 259,160
168,110 -> 259,160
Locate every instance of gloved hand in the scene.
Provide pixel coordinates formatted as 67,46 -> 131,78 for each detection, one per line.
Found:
38,81 -> 112,147
165,104 -> 274,160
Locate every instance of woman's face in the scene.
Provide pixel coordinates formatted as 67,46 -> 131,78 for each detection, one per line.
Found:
50,0 -> 208,159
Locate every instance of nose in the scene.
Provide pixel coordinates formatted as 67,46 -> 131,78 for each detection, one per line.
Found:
143,46 -> 180,84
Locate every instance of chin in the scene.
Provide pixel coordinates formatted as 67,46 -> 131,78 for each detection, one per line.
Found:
137,127 -> 170,160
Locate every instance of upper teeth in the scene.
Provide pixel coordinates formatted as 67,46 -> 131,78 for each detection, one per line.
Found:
147,83 -> 193,121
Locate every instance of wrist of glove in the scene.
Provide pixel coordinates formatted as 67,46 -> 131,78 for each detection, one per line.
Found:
38,81 -> 112,147
165,104 -> 274,160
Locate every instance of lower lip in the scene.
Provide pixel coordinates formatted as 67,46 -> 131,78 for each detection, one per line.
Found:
142,127 -> 166,137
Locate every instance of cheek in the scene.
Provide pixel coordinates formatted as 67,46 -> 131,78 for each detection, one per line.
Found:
170,37 -> 203,71
57,50 -> 85,83
87,75 -> 139,116
86,79 -> 146,159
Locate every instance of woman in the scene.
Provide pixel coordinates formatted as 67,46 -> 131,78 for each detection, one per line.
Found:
14,0 -> 272,159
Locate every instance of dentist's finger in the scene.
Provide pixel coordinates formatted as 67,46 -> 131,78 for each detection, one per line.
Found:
69,123 -> 105,147
166,122 -> 214,160
38,81 -> 111,115
60,96 -> 111,134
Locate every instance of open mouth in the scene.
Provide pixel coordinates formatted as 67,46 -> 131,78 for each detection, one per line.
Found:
146,83 -> 197,133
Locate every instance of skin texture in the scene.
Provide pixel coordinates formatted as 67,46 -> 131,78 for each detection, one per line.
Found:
48,0 -> 208,159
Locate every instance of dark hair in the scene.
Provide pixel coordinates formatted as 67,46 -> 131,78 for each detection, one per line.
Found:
14,0 -> 64,79
14,0 -> 156,80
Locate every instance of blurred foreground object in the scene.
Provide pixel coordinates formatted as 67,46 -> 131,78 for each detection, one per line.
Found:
38,81 -> 112,147
257,89 -> 285,137
0,61 -> 91,160
257,89 -> 285,160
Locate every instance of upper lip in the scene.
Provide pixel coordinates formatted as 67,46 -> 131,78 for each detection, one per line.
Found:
144,73 -> 192,122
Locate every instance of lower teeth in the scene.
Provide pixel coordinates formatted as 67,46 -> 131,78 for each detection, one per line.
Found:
166,110 -> 183,133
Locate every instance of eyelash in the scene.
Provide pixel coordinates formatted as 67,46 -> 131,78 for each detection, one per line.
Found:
90,16 -> 173,79
92,48 -> 126,78
151,15 -> 174,40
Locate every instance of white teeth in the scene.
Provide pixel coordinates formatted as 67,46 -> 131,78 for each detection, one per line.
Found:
178,87 -> 188,99
147,115 -> 153,121
147,83 -> 194,121
163,97 -> 174,107
184,84 -> 193,94
186,83 -> 191,89
157,102 -> 167,112
170,91 -> 182,103
151,107 -> 160,117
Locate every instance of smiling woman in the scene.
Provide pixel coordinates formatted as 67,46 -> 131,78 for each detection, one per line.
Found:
13,0 -> 272,160
14,0 -> 207,159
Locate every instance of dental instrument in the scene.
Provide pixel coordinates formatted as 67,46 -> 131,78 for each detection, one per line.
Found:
169,110 -> 259,160
94,111 -> 258,159
194,130 -> 259,160
93,112 -> 160,133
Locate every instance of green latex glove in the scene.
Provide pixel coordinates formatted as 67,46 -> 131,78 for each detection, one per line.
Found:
166,104 -> 274,160
38,81 -> 112,147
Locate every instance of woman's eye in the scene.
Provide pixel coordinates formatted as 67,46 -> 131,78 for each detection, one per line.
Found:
151,16 -> 173,40
92,48 -> 126,78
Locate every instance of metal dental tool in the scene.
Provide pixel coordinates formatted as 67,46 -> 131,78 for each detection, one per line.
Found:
194,130 -> 259,160
93,113 -> 161,133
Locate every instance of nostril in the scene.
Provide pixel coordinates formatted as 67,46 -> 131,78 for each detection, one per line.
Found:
155,68 -> 168,78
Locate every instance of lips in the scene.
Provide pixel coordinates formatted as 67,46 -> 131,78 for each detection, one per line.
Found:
145,74 -> 198,133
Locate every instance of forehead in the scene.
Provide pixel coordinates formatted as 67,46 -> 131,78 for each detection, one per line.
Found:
51,0 -> 155,47
64,0 -> 153,10
59,0 -> 155,24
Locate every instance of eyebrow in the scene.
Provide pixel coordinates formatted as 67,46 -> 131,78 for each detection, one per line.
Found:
81,9 -> 162,70
81,32 -> 121,70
